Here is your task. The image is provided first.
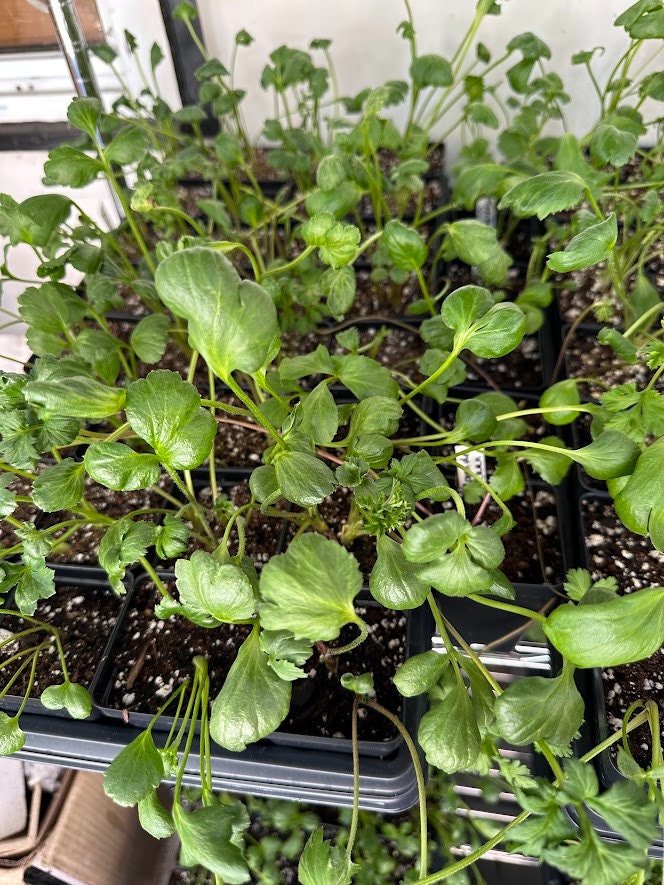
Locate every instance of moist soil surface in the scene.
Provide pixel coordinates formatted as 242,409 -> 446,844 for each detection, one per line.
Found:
0,583 -> 122,700
41,477 -> 170,565
565,326 -> 663,399
153,481 -> 291,571
101,579 -> 405,742
582,497 -> 664,768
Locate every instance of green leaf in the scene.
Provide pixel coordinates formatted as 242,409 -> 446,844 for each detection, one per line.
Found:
130,314 -> 170,363
321,266 -> 356,318
0,713 -> 25,755
104,126 -> 149,164
13,195 -> 72,247
333,354 -> 399,399
369,535 -> 430,609
210,628 -> 291,752
15,563 -> 56,615
587,780 -> 659,852
614,438 -> 664,549
43,146 -> 103,187
410,54 -> 453,88
640,70 -> 664,100
441,285 -> 493,334
260,630 -> 312,680
394,651 -> 449,697
452,163 -> 514,210
299,828 -> 358,885
154,514 -> 189,560
419,681 -> 482,773
464,303 -> 526,359
40,681 -> 92,719
419,544 -> 494,597
543,819 -> 650,885
125,371 -> 216,470
544,587 -> 664,667
442,220 -> 501,265
174,803 -> 249,884
495,665 -> 583,747
138,791 -> 174,840
297,382 -> 339,446
24,375 -> 125,419
547,214 -> 617,272
340,672 -> 374,694
98,518 -> 155,593
259,534 -> 362,641
383,220 -> 427,271
316,155 -> 347,191
104,731 -> 164,806
498,171 -> 585,220
590,120 -> 639,166
274,450 -> 336,507
67,97 -> 103,137
31,458 -> 85,511
572,429 -> 639,480
540,380 -> 581,425
318,221 -> 360,269
348,397 -> 402,439
155,247 -> 279,379
19,283 -> 87,344
175,551 -> 255,624
522,436 -> 571,484
403,512 -> 468,563
84,442 -> 161,491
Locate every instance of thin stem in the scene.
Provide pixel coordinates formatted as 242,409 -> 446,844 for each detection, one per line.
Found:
346,695 -> 361,860
366,698 -> 428,878
468,594 -> 547,624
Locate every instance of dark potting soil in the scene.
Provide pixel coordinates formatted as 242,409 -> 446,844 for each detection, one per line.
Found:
555,265 -> 622,328
330,322 -> 426,384
316,487 -> 377,582
211,395 -> 271,469
466,486 -> 565,585
153,481 -> 291,571
358,175 -> 444,220
0,583 -> 122,698
582,497 -> 664,768
565,327 -> 662,400
104,580 -> 405,742
350,268 -> 424,317
41,477 -> 170,564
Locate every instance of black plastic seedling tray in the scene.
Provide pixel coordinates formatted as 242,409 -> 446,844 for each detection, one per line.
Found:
0,566 -> 132,722
92,570 -> 433,760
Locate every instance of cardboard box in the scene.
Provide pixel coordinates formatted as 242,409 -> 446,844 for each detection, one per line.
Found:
0,771 -> 178,885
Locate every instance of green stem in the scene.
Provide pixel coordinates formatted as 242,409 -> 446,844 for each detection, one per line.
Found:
346,695 -> 361,860
468,594 -> 547,624
223,374 -> 283,444
400,347 -> 461,404
366,698 -> 428,879
260,246 -> 314,280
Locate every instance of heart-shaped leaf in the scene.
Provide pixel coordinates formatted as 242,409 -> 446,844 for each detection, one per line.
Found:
125,371 -> 216,470
40,681 -> 93,719
259,534 -> 363,641
155,247 -> 279,379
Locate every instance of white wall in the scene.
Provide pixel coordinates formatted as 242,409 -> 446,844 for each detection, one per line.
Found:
0,155 -> 116,370
197,0 -> 641,153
